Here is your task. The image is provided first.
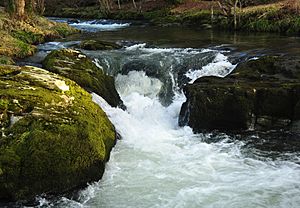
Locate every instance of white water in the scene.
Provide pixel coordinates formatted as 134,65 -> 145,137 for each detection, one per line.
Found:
70,21 -> 130,32
37,48 -> 300,208
48,18 -> 130,32
185,53 -> 236,83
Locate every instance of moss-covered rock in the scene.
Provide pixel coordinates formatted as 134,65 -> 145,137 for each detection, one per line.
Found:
42,49 -> 124,108
79,40 -> 122,51
179,56 -> 300,133
0,65 -> 116,201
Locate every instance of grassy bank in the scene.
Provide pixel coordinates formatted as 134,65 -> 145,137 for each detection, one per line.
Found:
46,0 -> 300,35
0,9 -> 78,63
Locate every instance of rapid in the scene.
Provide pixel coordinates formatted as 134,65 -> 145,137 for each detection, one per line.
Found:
31,19 -> 300,208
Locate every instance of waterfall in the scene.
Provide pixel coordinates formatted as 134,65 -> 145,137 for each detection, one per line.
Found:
37,45 -> 300,208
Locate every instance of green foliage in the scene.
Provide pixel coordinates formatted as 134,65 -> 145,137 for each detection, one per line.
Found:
12,30 -> 44,44
5,0 -> 16,15
0,56 -> 15,65
15,39 -> 37,58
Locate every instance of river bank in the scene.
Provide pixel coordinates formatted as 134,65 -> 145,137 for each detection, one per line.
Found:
45,0 -> 300,34
0,9 -> 78,64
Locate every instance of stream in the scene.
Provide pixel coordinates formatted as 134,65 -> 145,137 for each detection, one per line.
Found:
24,19 -> 300,208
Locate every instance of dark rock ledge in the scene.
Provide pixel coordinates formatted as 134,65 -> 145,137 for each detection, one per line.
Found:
179,56 -> 300,134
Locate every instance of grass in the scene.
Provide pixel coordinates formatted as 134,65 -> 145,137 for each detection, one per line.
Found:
0,10 -> 78,60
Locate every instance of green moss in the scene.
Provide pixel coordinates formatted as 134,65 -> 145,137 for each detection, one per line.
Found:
0,11 -> 78,59
79,40 -> 122,50
11,30 -> 44,44
0,65 -> 116,201
43,49 -> 123,108
52,23 -> 79,37
0,99 -> 8,108
0,56 -> 15,65
15,39 -> 37,58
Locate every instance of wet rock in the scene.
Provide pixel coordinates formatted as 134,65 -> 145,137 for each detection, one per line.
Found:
179,56 -> 300,133
0,65 -> 116,201
121,60 -> 162,78
42,49 -> 124,108
79,40 -> 122,51
121,60 -> 174,106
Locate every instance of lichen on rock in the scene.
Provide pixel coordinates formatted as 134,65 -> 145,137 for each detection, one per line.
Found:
0,65 -> 116,201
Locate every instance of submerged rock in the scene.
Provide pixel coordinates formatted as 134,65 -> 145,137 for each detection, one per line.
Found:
79,40 -> 122,51
42,49 -> 124,108
179,56 -> 300,133
0,65 -> 116,201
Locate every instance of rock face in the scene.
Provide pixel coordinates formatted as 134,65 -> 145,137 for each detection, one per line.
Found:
179,56 -> 300,133
0,65 -> 116,201
79,40 -> 122,51
42,49 -> 124,108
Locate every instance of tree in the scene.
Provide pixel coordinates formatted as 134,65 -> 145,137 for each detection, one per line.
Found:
218,0 -> 242,30
36,0 -> 45,15
25,0 -> 35,14
6,0 -> 30,19
7,0 -> 26,19
132,0 -> 137,9
5,0 -> 45,18
98,0 -> 112,15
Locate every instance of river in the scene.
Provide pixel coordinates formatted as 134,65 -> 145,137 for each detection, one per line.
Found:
25,19 -> 300,208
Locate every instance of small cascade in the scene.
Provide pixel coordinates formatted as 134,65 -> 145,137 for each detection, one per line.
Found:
37,44 -> 300,208
30,19 -> 300,207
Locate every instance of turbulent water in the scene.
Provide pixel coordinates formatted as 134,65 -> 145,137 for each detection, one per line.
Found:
32,19 -> 300,208
48,18 -> 130,32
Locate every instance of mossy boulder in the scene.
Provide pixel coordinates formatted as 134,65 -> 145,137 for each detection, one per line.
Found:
79,40 -> 122,51
0,65 -> 116,201
179,56 -> 300,133
42,49 -> 124,108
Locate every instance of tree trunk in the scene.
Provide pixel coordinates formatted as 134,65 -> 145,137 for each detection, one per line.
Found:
36,0 -> 45,15
15,0 -> 25,19
98,0 -> 111,16
25,0 -> 35,14
211,0 -> 214,22
239,0 -> 242,24
234,0 -> 238,30
139,0 -> 144,13
117,0 -> 121,10
132,0 -> 137,9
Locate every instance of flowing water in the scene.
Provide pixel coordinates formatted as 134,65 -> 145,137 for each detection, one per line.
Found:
25,19 -> 300,208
